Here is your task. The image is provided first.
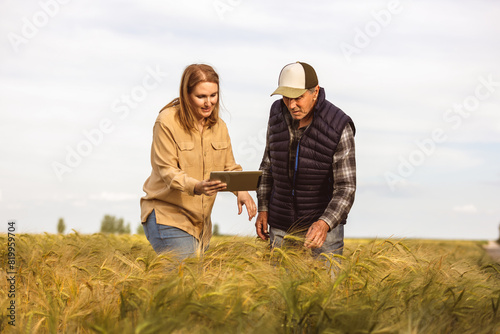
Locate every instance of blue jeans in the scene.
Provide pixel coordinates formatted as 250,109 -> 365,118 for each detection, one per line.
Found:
269,224 -> 344,257
269,224 -> 344,276
143,210 -> 200,260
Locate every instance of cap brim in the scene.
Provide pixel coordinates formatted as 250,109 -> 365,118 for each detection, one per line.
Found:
270,86 -> 308,98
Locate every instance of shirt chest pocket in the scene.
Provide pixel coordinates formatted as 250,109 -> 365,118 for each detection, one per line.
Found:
211,141 -> 228,169
177,141 -> 196,168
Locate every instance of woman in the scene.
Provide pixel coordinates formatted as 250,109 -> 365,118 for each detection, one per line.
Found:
140,64 -> 256,260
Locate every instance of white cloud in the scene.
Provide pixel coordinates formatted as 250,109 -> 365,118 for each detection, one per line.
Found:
453,204 -> 478,214
71,200 -> 88,207
431,147 -> 483,169
89,192 -> 139,202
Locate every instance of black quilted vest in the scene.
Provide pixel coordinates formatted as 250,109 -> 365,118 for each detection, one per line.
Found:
267,88 -> 355,232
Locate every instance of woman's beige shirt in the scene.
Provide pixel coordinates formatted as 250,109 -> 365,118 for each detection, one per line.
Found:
140,106 -> 241,242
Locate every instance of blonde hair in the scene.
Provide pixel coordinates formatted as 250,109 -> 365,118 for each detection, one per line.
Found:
160,64 -> 220,132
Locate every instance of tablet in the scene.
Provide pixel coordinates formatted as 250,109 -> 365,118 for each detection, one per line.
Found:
209,171 -> 262,191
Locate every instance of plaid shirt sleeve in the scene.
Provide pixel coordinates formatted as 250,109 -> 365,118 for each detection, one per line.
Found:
319,124 -> 356,229
257,123 -> 273,212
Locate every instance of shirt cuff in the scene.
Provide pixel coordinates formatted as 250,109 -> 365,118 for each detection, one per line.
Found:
258,200 -> 269,212
318,215 -> 335,230
185,177 -> 199,196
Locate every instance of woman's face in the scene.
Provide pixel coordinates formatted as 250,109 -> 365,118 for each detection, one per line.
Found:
189,81 -> 218,123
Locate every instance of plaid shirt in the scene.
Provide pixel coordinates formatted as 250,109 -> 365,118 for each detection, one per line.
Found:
257,108 -> 356,230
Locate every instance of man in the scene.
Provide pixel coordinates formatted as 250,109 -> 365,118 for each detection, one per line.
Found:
256,61 -> 356,258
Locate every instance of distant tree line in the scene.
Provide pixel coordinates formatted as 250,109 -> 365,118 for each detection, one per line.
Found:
57,216 -> 222,236
100,215 -> 131,234
100,215 -> 145,235
213,223 -> 221,236
497,222 -> 500,244
57,218 -> 66,234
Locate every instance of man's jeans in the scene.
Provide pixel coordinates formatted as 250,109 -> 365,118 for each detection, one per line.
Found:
143,210 -> 199,260
269,223 -> 344,259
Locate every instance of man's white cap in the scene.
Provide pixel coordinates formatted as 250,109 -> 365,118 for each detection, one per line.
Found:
271,62 -> 319,98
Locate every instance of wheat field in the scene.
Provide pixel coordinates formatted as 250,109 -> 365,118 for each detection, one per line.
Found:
0,232 -> 499,333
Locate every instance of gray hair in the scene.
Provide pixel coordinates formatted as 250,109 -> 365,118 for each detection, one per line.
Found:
308,87 -> 317,94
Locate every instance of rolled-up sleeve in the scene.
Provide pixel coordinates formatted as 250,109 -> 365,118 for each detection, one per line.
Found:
151,121 -> 199,196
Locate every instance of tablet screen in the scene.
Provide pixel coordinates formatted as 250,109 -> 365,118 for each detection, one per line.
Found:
209,171 -> 262,191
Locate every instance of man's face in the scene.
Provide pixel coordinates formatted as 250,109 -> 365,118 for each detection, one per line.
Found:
282,86 -> 319,121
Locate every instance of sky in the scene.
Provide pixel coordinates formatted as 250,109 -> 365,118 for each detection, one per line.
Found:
1,0 -> 499,240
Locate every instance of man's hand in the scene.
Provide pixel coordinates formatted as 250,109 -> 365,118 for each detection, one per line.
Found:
255,211 -> 269,241
236,191 -> 256,221
304,220 -> 329,249
194,179 -> 227,196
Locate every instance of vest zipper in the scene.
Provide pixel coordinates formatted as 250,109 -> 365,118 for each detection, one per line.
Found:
292,141 -> 300,196
292,141 -> 300,224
